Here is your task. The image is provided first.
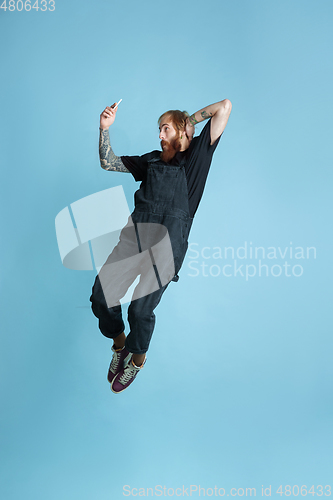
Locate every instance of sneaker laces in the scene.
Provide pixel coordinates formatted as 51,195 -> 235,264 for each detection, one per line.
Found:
119,360 -> 140,385
110,347 -> 122,372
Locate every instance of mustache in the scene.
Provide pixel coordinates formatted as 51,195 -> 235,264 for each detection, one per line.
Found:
160,138 -> 181,150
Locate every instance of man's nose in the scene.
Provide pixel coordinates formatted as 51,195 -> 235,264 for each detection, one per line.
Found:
159,132 -> 164,140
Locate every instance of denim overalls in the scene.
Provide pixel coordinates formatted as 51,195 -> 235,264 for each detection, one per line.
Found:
90,156 -> 193,354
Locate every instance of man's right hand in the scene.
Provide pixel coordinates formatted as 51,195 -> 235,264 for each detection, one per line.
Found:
100,103 -> 118,130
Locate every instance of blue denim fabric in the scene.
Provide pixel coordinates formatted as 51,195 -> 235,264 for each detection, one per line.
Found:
90,157 -> 193,354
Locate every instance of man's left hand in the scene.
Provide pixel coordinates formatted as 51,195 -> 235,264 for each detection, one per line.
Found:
185,117 -> 195,142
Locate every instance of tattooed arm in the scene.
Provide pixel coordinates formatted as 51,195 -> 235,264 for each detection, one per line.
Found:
186,99 -> 232,146
99,103 -> 129,172
99,128 -> 129,172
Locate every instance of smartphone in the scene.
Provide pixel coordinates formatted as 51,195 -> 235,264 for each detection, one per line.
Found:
112,99 -> 122,109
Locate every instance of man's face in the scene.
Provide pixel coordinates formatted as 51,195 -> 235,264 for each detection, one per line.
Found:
159,119 -> 182,163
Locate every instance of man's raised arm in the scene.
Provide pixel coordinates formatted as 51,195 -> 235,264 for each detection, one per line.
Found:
186,99 -> 232,146
99,104 -> 130,173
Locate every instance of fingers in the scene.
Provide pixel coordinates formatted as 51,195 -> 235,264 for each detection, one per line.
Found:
101,105 -> 117,119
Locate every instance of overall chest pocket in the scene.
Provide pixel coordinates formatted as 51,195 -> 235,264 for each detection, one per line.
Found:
146,164 -> 180,204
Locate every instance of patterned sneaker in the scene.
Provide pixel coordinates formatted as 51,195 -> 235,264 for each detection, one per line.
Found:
111,353 -> 146,394
107,345 -> 130,383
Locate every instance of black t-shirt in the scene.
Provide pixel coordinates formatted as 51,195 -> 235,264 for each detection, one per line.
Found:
121,118 -> 222,218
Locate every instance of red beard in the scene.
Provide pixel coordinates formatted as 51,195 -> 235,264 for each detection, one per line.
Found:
160,134 -> 182,163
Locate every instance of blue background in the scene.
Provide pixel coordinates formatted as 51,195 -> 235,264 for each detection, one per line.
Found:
1,0 -> 332,498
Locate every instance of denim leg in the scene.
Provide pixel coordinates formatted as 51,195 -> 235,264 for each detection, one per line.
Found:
90,222 -> 143,340
90,275 -> 125,339
125,259 -> 171,354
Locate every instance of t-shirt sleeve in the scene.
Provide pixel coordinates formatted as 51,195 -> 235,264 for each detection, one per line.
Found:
186,118 -> 222,170
185,118 -> 223,218
191,118 -> 222,155
120,154 -> 146,182
121,151 -> 160,181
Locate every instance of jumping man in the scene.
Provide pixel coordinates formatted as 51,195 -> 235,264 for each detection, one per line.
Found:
90,98 -> 232,393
